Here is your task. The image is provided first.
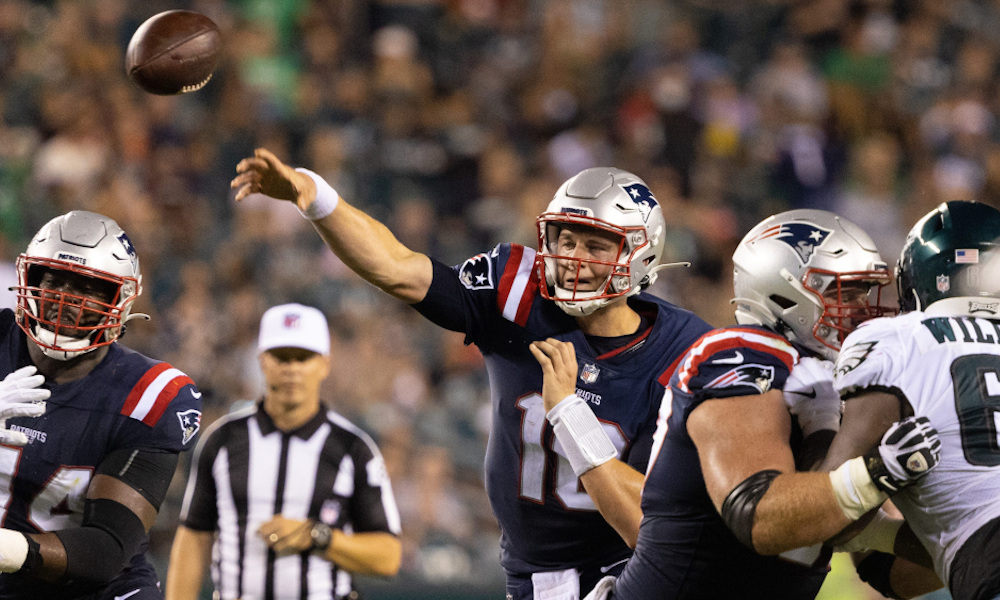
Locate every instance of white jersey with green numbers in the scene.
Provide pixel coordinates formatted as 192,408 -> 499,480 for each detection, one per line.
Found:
834,308 -> 1000,583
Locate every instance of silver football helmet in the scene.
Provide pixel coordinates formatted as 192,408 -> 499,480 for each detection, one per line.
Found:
14,211 -> 144,360
535,167 -> 682,317
732,209 -> 892,360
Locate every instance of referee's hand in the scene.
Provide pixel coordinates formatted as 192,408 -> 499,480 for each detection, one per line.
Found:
258,515 -> 313,554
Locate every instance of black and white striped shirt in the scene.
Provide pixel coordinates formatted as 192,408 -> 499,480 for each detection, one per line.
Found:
179,402 -> 401,600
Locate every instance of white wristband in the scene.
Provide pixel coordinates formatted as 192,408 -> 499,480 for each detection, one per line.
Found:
797,408 -> 841,437
294,168 -> 340,221
0,529 -> 28,573
829,457 -> 889,521
547,394 -> 617,477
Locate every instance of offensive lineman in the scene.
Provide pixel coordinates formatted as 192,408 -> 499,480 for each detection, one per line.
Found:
0,211 -> 202,600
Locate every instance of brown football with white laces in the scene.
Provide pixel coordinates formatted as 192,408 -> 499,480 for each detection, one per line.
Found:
125,10 -> 221,95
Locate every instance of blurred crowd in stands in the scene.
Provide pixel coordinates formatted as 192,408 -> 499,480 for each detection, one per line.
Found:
0,0 -> 992,596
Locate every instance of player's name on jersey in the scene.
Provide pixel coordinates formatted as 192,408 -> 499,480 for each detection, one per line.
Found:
923,316 -> 1000,345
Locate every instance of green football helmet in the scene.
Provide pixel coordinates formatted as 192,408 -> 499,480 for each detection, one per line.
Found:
897,201 -> 1000,314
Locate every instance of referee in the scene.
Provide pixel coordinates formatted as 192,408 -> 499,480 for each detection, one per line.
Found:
165,303 -> 402,600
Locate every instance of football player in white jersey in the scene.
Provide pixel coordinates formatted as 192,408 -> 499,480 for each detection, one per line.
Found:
824,200 -> 1000,600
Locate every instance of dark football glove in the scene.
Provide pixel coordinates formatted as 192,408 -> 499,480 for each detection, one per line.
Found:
864,416 -> 941,494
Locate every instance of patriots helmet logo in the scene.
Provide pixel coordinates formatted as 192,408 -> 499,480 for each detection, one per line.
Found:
706,364 -> 775,394
620,183 -> 659,223
458,253 -> 494,290
750,222 -> 833,265
116,232 -> 139,275
177,409 -> 202,445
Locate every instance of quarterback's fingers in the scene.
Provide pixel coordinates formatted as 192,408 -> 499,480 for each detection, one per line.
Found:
528,342 -> 553,370
254,147 -> 285,171
234,156 -> 270,174
3,366 -> 38,382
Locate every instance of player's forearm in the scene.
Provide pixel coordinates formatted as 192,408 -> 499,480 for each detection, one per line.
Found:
310,202 -> 433,303
750,472 -> 854,555
581,460 -> 644,548
325,530 -> 401,577
165,527 -> 213,600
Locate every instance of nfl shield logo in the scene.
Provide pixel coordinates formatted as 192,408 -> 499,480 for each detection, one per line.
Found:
580,363 -> 600,384
937,274 -> 950,293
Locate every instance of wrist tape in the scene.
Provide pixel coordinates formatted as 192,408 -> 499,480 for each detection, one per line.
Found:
547,395 -> 617,477
294,168 -> 339,220
829,456 -> 888,521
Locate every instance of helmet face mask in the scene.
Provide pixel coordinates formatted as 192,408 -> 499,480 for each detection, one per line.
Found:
13,211 -> 142,360
535,167 -> 666,317
897,201 -> 1000,315
732,209 -> 892,359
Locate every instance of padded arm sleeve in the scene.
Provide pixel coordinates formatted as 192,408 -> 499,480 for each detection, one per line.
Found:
53,499 -> 147,587
96,447 -> 179,510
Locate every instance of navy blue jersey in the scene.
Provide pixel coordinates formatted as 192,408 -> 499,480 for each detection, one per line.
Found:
612,325 -> 829,600
414,243 -> 712,576
0,309 -> 202,600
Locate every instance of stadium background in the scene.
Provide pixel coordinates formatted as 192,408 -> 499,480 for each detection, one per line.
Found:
0,0 -> 987,597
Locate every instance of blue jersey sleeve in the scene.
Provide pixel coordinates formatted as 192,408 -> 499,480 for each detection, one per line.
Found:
115,363 -> 203,453
412,243 -> 544,346
673,327 -> 799,406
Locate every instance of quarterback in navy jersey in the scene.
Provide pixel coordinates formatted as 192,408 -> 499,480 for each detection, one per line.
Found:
0,211 -> 202,600
536,210 -> 939,600
232,150 -> 711,598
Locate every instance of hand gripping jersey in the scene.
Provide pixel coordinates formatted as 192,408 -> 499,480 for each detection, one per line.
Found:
613,325 -> 831,600
412,243 -> 712,577
0,308 -> 202,600
834,311 -> 1000,584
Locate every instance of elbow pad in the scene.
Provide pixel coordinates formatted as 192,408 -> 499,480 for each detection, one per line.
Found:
720,469 -> 781,550
54,499 -> 147,586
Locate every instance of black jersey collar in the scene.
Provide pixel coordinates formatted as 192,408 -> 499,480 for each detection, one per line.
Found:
255,401 -> 328,439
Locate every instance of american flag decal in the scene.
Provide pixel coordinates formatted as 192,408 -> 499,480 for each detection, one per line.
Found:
956,249 -> 979,264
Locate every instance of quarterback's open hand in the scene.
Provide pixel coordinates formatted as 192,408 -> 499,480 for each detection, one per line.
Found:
529,338 -> 578,413
866,416 -> 941,494
783,357 -> 841,436
232,147 -> 316,208
0,366 -> 48,446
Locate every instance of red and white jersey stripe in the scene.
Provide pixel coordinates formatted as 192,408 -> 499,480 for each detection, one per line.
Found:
676,327 -> 798,393
497,245 -> 539,327
121,362 -> 195,426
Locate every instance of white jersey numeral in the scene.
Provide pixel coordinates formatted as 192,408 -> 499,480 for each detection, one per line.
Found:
0,446 -> 92,530
516,393 -> 626,510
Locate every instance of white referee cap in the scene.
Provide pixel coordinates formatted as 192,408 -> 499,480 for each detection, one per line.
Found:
258,303 -> 330,356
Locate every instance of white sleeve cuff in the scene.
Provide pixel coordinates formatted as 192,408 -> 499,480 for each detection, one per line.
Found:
294,168 -> 339,220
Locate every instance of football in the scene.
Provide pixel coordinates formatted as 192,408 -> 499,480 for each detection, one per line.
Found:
125,10 -> 221,95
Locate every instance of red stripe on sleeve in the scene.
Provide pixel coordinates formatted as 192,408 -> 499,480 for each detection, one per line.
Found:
142,374 -> 195,427
496,245 -> 524,313
121,362 -> 172,417
513,269 -> 539,327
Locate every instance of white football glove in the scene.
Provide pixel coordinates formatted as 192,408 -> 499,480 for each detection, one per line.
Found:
0,366 -> 49,446
783,357 -> 841,436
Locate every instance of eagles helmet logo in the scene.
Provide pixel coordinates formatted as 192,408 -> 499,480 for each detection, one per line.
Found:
620,183 -> 659,223
749,222 -> 833,265
459,253 -> 494,290
706,364 -> 775,394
